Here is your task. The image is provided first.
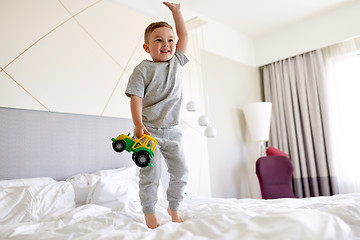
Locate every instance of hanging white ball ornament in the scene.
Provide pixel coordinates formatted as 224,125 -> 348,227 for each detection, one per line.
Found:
205,126 -> 217,138
198,115 -> 210,126
186,101 -> 197,112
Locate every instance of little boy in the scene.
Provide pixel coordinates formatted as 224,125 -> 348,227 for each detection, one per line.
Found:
125,2 -> 189,229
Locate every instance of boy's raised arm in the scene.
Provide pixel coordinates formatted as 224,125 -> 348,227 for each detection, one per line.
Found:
163,2 -> 188,54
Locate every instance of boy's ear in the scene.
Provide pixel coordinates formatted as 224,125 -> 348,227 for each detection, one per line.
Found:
143,43 -> 150,53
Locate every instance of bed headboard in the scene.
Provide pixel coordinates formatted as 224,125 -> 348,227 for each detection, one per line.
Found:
0,107 -> 134,180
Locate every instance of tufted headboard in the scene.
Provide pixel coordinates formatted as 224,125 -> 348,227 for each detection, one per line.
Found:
0,107 -> 134,180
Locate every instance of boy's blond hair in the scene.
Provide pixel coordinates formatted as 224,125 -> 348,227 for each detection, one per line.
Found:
144,21 -> 173,44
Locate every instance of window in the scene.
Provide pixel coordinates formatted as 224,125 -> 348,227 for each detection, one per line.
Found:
329,51 -> 360,193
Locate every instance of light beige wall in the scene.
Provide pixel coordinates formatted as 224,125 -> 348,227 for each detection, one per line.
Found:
255,0 -> 360,66
201,50 -> 262,198
0,0 -> 150,116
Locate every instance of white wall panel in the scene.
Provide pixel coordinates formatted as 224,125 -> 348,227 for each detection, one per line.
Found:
5,19 -> 123,116
125,44 -> 150,74
74,0 -> 151,70
0,70 -> 46,111
0,0 -> 70,67
102,71 -> 131,118
59,0 -> 99,15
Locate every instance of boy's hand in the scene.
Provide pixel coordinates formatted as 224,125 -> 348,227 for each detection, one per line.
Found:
163,2 -> 180,12
134,125 -> 150,139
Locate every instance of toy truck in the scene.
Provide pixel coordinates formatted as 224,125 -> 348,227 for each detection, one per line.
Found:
111,133 -> 158,168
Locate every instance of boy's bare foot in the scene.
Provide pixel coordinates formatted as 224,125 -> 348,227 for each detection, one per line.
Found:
167,208 -> 183,223
144,213 -> 160,229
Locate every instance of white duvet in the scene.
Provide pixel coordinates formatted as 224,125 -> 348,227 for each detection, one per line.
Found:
1,193 -> 360,240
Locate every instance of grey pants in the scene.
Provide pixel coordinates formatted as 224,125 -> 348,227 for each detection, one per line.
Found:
139,126 -> 188,214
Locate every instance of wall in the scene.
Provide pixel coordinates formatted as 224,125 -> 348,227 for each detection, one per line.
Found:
107,0 -> 258,67
255,0 -> 360,66
200,50 -> 262,198
200,21 -> 257,67
0,0 -> 150,116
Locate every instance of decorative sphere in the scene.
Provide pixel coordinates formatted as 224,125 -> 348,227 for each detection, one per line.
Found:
205,126 -> 217,138
198,115 -> 210,126
186,101 -> 197,112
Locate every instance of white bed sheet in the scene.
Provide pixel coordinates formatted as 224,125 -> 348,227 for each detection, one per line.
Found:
1,193 -> 359,240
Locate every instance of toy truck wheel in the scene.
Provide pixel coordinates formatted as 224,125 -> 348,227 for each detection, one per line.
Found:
112,140 -> 126,152
133,151 -> 151,168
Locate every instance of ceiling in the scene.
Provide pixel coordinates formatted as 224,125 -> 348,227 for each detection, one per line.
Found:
112,0 -> 357,38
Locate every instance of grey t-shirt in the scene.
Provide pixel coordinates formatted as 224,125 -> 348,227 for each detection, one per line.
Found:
125,49 -> 189,128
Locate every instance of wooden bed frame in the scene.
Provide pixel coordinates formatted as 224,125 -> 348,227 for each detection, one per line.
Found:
0,107 -> 133,180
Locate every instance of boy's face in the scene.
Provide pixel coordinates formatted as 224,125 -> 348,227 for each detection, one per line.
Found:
143,27 -> 176,62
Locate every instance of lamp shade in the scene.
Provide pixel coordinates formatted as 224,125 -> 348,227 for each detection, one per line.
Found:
243,102 -> 272,142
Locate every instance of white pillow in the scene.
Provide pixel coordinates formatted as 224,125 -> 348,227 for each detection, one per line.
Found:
67,166 -> 164,208
0,181 -> 75,225
66,166 -> 136,205
0,177 -> 55,188
88,166 -> 139,206
66,172 -> 102,205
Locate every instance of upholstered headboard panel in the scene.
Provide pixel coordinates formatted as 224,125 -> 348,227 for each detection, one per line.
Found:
0,107 -> 133,180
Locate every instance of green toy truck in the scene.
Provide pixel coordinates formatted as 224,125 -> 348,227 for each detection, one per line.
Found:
111,133 -> 158,168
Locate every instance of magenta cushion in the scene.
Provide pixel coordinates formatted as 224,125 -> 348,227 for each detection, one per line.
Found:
266,146 -> 288,157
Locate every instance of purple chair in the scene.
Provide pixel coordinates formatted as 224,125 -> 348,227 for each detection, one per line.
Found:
256,155 -> 296,199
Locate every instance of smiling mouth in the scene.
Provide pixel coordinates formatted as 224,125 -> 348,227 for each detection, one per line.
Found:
160,49 -> 170,53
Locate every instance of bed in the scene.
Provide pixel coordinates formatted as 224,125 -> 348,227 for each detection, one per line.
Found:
1,107 -> 360,240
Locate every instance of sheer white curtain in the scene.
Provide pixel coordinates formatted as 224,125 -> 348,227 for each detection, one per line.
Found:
322,37 -> 360,194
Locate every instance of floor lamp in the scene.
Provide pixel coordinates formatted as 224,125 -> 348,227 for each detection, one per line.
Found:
243,102 -> 272,157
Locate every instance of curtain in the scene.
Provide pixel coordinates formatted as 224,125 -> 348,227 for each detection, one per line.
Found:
321,37 -> 360,194
262,49 -> 339,198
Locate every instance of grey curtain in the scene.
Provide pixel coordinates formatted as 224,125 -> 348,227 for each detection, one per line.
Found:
261,49 -> 338,198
